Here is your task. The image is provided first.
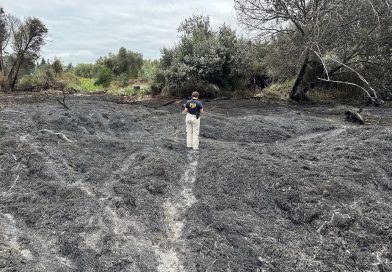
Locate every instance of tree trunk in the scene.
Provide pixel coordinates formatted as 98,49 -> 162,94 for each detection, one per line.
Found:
9,60 -> 22,91
290,50 -> 309,100
0,49 -> 5,78
8,54 -> 24,91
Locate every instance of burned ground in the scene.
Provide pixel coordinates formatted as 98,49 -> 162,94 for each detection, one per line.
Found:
0,94 -> 391,271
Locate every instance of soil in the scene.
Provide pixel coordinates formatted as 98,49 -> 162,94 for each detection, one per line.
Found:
0,93 -> 391,271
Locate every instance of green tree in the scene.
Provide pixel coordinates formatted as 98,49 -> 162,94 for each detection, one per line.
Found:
65,63 -> 73,72
52,57 -> 63,77
126,50 -> 143,78
39,57 -> 46,66
140,59 -> 158,81
118,46 -> 128,75
96,47 -> 143,79
153,15 -> 252,97
74,63 -> 95,78
7,17 -> 48,90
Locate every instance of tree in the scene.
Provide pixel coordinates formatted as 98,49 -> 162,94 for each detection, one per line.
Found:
39,57 -> 46,66
140,59 -> 159,81
117,46 -> 128,75
153,15 -> 253,97
126,50 -> 143,78
96,47 -> 143,79
0,7 -> 11,87
0,8 -> 6,74
74,63 -> 95,78
235,0 -> 392,101
178,14 -> 213,38
52,57 -> 63,77
7,17 -> 48,90
65,63 -> 73,72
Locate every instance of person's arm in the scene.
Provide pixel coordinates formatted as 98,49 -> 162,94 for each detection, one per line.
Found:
182,102 -> 189,113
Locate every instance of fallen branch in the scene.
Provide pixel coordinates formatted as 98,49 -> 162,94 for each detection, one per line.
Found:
0,119 -> 16,124
316,77 -> 373,98
154,100 -> 177,109
3,155 -> 20,195
310,47 -> 382,105
7,174 -> 19,193
1,109 -> 26,115
235,96 -> 262,100
56,91 -> 70,110
206,259 -> 217,272
212,96 -> 230,101
39,129 -> 74,143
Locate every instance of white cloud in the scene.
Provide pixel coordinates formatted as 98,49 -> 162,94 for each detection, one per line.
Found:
44,50 -> 95,62
1,0 -> 242,64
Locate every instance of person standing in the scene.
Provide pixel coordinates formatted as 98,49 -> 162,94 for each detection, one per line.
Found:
183,91 -> 204,150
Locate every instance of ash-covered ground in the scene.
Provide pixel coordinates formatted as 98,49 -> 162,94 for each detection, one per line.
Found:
0,94 -> 391,272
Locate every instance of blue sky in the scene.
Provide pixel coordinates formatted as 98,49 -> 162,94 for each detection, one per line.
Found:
1,0 -> 241,64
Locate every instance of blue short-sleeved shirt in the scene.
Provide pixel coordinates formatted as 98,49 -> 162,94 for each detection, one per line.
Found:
186,99 -> 203,115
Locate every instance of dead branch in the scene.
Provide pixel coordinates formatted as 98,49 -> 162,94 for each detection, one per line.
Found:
0,119 -> 16,124
7,174 -> 19,193
366,0 -> 381,24
1,109 -> 26,114
155,100 -> 176,109
3,154 -> 20,195
39,129 -> 74,143
310,47 -> 382,104
235,96 -> 262,101
316,77 -> 373,98
56,90 -> 69,110
205,97 -> 230,102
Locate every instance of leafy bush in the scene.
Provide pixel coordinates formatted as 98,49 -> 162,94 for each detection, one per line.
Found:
17,74 -> 41,90
118,73 -> 130,87
139,60 -> 158,81
95,67 -> 113,88
61,72 -> 80,87
18,66 -> 81,91
152,15 -> 253,98
17,66 -> 55,90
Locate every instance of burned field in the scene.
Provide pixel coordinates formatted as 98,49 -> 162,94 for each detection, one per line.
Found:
0,94 -> 391,271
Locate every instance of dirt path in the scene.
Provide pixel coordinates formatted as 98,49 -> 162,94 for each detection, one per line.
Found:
156,151 -> 198,272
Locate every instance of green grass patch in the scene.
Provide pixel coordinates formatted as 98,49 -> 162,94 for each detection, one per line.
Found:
260,79 -> 294,99
68,77 -> 149,96
107,85 -> 148,96
68,78 -> 103,92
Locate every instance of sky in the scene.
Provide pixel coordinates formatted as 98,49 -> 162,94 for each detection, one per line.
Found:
1,0 -> 242,64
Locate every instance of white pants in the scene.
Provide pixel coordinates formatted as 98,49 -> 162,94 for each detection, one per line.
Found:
186,113 -> 200,149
